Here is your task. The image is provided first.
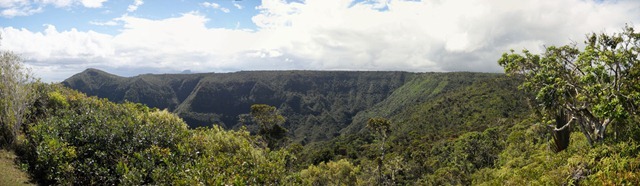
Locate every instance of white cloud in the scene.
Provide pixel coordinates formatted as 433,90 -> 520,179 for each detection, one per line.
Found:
0,24 -> 114,82
0,0 -> 29,8
202,1 -> 230,13
89,20 -> 118,26
1,0 -> 640,82
0,0 -> 41,17
250,0 -> 640,71
233,3 -> 242,9
39,0 -> 74,8
81,0 -> 107,8
39,0 -> 107,8
126,0 -> 143,12
201,2 -> 220,9
1,5 -> 41,17
0,0 -> 109,17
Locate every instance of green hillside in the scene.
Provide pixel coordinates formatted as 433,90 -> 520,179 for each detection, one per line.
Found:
56,64 -> 640,185
297,73 -> 531,183
62,69 -> 540,184
64,70 -> 414,143
62,68 -> 206,111
63,70 -> 532,145
58,69 -> 530,184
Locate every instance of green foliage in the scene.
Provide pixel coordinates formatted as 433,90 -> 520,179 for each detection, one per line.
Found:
46,91 -> 68,109
581,142 -> 640,184
21,88 -> 188,184
344,72 -> 509,135
473,121 -> 585,185
8,51 -> 637,185
297,133 -> 374,169
299,159 -> 360,186
17,85 -> 287,185
299,73 -> 530,185
474,118 -> 640,185
0,50 -> 37,148
366,117 -> 391,185
250,104 -> 288,149
421,127 -> 506,185
367,117 -> 390,139
63,70 -> 409,142
118,126 -> 286,185
499,25 -> 640,145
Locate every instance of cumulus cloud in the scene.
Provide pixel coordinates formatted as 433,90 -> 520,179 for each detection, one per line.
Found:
1,0 -> 640,82
1,24 -> 114,62
248,0 -> 640,71
127,0 -> 143,12
0,24 -> 114,81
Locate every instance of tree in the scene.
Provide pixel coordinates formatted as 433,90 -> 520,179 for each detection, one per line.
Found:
250,104 -> 288,149
299,159 -> 360,186
367,117 -> 391,185
0,48 -> 37,147
498,25 -> 640,148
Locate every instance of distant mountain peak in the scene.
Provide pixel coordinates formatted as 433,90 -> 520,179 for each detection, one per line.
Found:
81,68 -> 116,77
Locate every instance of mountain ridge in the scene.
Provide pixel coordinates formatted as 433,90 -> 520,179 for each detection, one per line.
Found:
63,69 -> 414,142
62,69 -> 523,143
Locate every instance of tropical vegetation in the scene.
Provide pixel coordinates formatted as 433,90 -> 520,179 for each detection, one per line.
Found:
0,26 -> 639,185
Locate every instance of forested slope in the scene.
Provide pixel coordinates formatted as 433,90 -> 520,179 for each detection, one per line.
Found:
63,70 -> 531,146
63,70 -> 412,142
298,73 -> 532,184
62,69 -> 542,184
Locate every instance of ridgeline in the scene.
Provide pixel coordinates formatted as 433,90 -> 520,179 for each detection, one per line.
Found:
62,69 -> 527,145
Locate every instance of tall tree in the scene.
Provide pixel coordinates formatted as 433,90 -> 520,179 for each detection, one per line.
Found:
0,48 -> 37,147
250,104 -> 288,149
498,25 -> 640,148
367,117 -> 391,185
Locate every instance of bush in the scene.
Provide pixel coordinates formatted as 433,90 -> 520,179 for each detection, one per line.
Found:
0,50 -> 37,148
21,86 -> 287,185
299,159 -> 360,186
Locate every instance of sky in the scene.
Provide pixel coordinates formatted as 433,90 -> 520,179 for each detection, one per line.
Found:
1,0 -> 639,82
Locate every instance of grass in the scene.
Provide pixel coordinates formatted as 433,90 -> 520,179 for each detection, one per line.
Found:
0,149 -> 33,186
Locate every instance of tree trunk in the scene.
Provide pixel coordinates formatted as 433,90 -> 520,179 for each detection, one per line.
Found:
552,111 -> 571,152
378,137 -> 385,185
575,117 -> 594,147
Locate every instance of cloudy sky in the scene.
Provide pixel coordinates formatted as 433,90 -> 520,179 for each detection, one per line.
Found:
1,0 -> 639,82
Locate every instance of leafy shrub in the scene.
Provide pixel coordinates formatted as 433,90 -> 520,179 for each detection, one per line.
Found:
21,86 -> 286,185
299,159 -> 360,186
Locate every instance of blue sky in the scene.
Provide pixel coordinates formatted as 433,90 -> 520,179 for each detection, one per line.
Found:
2,0 -> 263,35
1,0 -> 639,82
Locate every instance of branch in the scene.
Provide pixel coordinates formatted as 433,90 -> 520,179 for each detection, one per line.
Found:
551,117 -> 575,131
575,117 -> 595,147
602,118 -> 612,129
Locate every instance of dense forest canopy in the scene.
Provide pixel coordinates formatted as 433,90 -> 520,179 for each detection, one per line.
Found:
62,70 -> 411,143
0,26 -> 639,185
499,25 -> 640,149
